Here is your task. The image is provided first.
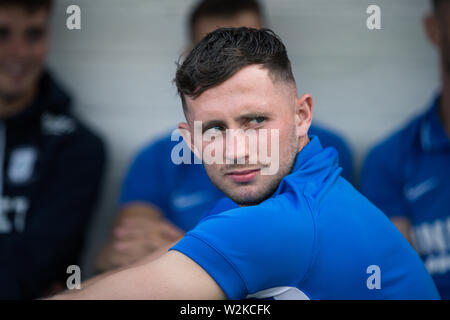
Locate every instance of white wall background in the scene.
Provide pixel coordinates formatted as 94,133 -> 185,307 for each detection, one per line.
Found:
46,0 -> 440,276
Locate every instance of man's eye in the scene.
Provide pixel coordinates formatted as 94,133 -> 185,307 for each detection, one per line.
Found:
0,27 -> 11,41
26,28 -> 45,43
249,117 -> 266,125
204,126 -> 224,135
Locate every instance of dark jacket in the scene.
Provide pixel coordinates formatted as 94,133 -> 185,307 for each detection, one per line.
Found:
0,71 -> 106,299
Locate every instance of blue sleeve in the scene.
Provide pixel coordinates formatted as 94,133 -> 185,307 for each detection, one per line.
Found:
360,142 -> 409,219
119,139 -> 169,209
171,197 -> 314,299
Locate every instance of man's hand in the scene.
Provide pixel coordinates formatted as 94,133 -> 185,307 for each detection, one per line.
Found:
96,203 -> 184,272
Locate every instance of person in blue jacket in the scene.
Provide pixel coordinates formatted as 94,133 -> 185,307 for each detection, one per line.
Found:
53,27 -> 439,300
360,0 -> 450,299
96,0 -> 353,273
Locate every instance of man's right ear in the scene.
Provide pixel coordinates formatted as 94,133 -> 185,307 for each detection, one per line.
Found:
424,14 -> 441,49
178,122 -> 202,160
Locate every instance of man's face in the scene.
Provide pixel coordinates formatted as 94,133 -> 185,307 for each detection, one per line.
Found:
192,11 -> 262,44
179,65 -> 311,206
438,5 -> 450,77
0,7 -> 49,101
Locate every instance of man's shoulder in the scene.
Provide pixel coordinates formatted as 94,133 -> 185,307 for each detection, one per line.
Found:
194,193 -> 314,237
183,194 -> 316,294
146,130 -> 176,149
39,110 -> 104,157
309,123 -> 350,150
309,123 -> 354,181
365,111 -> 424,168
309,123 -> 352,161
133,130 -> 183,159
131,130 -> 203,172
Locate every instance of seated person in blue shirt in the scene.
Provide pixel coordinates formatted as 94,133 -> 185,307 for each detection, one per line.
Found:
360,0 -> 450,299
53,27 -> 439,300
96,0 -> 353,273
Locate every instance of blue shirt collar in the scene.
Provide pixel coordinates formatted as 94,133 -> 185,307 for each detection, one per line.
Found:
292,135 -> 326,171
271,135 -> 341,198
420,95 -> 450,152
206,135 -> 341,211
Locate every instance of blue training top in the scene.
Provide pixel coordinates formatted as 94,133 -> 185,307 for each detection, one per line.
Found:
172,136 -> 439,300
360,95 -> 450,299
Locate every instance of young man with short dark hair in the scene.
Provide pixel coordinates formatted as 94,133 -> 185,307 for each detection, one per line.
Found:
96,0 -> 354,273
54,28 -> 438,300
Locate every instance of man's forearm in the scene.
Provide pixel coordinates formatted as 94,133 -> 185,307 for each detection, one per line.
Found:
48,250 -> 226,300
51,239 -> 181,298
51,266 -> 146,300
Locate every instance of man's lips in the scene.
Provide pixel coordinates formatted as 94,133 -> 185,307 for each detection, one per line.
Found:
1,68 -> 29,82
1,63 -> 32,80
225,168 -> 260,183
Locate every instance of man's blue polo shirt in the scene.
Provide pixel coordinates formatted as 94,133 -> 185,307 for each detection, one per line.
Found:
119,125 -> 354,232
171,136 -> 439,299
360,95 -> 450,299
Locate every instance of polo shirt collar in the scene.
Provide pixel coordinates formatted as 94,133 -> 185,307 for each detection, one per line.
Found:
270,135 -> 340,198
292,135 -> 325,172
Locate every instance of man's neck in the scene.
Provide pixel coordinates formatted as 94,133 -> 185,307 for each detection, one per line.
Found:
0,87 -> 36,119
297,135 -> 310,153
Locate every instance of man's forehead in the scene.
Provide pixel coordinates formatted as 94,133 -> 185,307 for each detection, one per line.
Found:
186,66 -> 272,104
184,66 -> 294,124
0,7 -> 49,24
198,65 -> 276,97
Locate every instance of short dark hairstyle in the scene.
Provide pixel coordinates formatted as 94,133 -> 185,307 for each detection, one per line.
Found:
432,0 -> 449,11
175,27 -> 296,112
188,0 -> 264,43
0,0 -> 52,12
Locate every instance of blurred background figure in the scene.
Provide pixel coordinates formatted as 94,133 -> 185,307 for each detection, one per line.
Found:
95,0 -> 353,273
0,0 -> 106,299
360,0 -> 450,299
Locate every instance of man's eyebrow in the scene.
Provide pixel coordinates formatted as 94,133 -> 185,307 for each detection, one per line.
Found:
236,112 -> 272,122
26,25 -> 46,30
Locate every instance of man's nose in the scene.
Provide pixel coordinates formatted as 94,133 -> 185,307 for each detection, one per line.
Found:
225,129 -> 250,164
6,36 -> 29,59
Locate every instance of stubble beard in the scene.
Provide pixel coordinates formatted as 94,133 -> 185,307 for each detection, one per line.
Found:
211,125 -> 300,207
